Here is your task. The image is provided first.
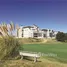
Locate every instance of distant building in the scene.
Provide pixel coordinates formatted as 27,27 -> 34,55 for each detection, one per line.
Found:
17,24 -> 58,38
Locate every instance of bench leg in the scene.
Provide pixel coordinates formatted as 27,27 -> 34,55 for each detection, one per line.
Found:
34,57 -> 37,62
21,55 -> 23,60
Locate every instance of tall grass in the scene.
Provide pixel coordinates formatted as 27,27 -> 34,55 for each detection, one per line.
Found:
0,36 -> 20,60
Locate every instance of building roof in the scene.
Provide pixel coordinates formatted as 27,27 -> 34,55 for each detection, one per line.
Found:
23,26 -> 34,28
33,24 -> 39,28
23,24 -> 39,29
41,29 -> 48,31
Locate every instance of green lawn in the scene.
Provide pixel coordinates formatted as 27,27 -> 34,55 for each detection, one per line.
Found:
20,42 -> 67,63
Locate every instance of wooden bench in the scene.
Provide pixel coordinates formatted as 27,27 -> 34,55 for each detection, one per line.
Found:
19,51 -> 40,62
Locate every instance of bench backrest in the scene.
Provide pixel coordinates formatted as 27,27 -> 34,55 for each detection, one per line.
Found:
19,52 -> 40,57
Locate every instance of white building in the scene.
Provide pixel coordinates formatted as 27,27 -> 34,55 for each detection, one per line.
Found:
17,24 -> 58,38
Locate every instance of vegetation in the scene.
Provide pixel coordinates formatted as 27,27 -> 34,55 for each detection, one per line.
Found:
56,32 -> 67,42
0,36 -> 20,60
56,32 -> 65,42
0,40 -> 66,67
20,42 -> 67,63
0,22 -> 67,67
0,59 -> 67,67
0,36 -> 67,67
18,38 -> 44,44
0,22 -> 20,60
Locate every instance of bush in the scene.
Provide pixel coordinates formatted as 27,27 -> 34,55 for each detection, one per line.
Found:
64,33 -> 67,40
56,32 -> 65,42
65,40 -> 67,42
0,36 -> 20,60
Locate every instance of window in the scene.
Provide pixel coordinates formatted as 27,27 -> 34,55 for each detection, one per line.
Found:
50,33 -> 53,37
22,33 -> 23,37
43,34 -> 46,37
38,33 -> 42,37
33,33 -> 38,37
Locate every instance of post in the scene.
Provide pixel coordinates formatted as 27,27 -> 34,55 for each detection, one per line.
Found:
21,55 -> 23,60
34,57 -> 37,62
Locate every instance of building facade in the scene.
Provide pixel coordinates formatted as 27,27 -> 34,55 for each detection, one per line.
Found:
17,24 -> 58,38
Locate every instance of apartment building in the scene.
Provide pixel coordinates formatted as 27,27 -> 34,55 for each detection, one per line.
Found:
17,24 -> 58,38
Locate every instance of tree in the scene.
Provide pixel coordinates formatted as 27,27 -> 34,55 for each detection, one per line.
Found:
64,33 -> 67,40
56,32 -> 65,42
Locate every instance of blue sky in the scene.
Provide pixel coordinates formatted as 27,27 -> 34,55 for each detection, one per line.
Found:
0,0 -> 67,32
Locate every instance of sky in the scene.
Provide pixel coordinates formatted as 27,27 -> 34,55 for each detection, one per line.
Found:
0,0 -> 67,32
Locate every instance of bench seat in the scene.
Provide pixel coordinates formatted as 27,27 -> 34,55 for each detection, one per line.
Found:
19,51 -> 40,62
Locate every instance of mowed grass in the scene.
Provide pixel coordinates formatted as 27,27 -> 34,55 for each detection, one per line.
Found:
20,42 -> 67,63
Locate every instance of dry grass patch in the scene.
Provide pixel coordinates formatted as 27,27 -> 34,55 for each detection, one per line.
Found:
0,58 -> 67,67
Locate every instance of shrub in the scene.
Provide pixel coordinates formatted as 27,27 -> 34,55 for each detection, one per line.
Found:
65,40 -> 67,42
64,33 -> 67,40
56,32 -> 65,42
0,36 -> 20,60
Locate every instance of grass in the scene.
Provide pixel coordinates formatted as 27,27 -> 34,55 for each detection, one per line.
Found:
0,59 -> 67,67
0,38 -> 67,67
18,38 -> 44,44
20,42 -> 67,63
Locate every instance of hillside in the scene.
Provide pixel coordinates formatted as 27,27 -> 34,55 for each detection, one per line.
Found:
18,38 -> 59,44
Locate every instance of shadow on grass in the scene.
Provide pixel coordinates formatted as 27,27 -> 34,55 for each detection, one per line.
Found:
23,56 -> 41,62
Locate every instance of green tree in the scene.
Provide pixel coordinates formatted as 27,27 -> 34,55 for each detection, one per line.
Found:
64,33 -> 67,40
56,32 -> 65,42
